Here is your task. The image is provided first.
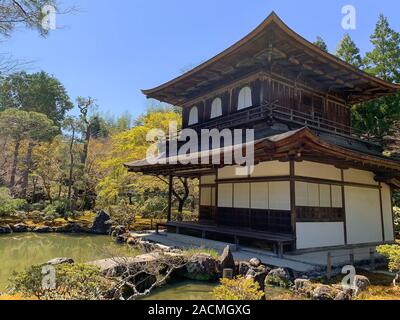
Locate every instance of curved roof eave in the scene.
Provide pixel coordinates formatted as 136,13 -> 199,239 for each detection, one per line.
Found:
142,12 -> 400,100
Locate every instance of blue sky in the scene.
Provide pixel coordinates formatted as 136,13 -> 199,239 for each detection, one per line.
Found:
2,0 -> 400,119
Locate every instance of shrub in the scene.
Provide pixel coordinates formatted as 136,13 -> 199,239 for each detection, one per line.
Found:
213,277 -> 265,300
0,187 -> 26,216
9,263 -> 109,300
377,244 -> 400,273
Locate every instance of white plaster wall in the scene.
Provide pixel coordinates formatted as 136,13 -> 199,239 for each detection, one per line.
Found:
200,187 -> 212,206
233,183 -> 250,208
345,186 -> 383,244
218,184 -> 233,208
251,161 -> 289,177
296,161 -> 341,181
381,183 -> 395,241
331,185 -> 343,208
320,184 -> 332,207
269,181 -> 290,210
201,175 -> 216,185
344,169 -> 378,185
250,182 -> 269,209
296,222 -> 345,249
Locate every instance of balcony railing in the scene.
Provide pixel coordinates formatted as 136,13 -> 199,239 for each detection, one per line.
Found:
183,102 -> 379,145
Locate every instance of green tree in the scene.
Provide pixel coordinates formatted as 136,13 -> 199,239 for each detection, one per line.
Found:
0,71 -> 73,128
336,33 -> 363,68
20,112 -> 57,198
351,14 -> 400,137
313,36 -> 328,52
0,108 -> 31,188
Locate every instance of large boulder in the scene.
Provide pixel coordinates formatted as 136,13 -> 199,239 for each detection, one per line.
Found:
33,226 -> 53,233
0,225 -> 12,234
11,223 -> 29,233
312,285 -> 338,300
294,278 -> 315,297
54,223 -> 88,233
238,261 -> 251,276
111,225 -> 127,237
249,258 -> 261,268
353,275 -> 370,295
246,264 -> 270,291
47,257 -> 75,266
265,268 -> 293,288
91,210 -> 112,235
334,289 -> 353,300
185,254 -> 218,281
219,246 -> 235,273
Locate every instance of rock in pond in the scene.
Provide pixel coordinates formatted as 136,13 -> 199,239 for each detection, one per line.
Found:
11,223 -> 30,233
219,246 -> 235,273
33,226 -> 53,233
91,210 -> 112,235
0,225 -> 12,234
47,257 -> 75,266
185,254 -> 218,281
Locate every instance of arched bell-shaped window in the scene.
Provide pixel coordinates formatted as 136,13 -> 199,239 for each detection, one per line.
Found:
188,106 -> 199,126
238,86 -> 253,110
210,98 -> 222,119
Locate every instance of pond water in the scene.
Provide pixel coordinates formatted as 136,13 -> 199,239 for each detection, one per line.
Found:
0,233 -> 134,291
143,281 -> 217,300
0,233 -> 217,300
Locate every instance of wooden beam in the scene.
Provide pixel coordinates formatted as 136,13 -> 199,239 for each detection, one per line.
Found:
167,175 -> 173,222
341,169 -> 348,245
290,160 -> 297,247
378,182 -> 385,242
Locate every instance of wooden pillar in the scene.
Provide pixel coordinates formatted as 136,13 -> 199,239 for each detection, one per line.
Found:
341,169 -> 348,245
378,182 -> 385,242
167,174 -> 173,222
289,160 -> 297,248
214,168 -> 219,225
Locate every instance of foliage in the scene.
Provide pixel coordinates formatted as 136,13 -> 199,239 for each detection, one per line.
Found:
107,200 -> 138,227
213,277 -> 265,300
9,263 -> 108,300
313,36 -> 328,52
0,187 -> 26,216
336,33 -> 363,68
0,72 -> 73,128
377,244 -> 400,272
351,14 -> 400,137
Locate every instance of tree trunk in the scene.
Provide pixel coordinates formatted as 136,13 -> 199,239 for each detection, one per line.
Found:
21,141 -> 34,199
81,125 -> 91,166
67,127 -> 76,211
9,139 -> 20,189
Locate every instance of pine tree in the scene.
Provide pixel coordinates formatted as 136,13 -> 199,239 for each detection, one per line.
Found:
336,34 -> 363,68
351,14 -> 400,138
364,14 -> 400,83
313,36 -> 328,52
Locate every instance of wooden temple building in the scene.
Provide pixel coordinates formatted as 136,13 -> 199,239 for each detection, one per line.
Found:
125,13 -> 400,256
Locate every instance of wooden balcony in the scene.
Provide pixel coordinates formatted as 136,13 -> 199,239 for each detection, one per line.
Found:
184,102 -> 378,145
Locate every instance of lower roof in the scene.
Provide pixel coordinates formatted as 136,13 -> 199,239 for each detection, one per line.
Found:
124,127 -> 400,187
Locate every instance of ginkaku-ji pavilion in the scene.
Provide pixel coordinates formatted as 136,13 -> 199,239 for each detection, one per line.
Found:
125,13 -> 400,257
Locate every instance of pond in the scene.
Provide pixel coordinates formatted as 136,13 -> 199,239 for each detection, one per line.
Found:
142,281 -> 217,300
0,233 -> 135,291
0,233 -> 217,300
